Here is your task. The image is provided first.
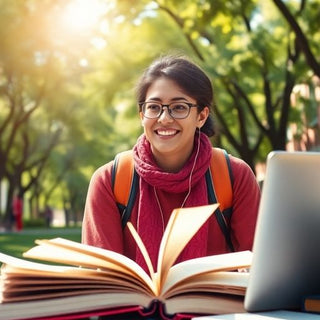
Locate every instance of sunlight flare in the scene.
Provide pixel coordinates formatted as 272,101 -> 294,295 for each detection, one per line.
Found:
60,0 -> 107,33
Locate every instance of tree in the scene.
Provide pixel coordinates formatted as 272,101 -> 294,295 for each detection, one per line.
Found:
1,0 -> 319,224
111,0 -> 319,169
0,1 -> 111,224
272,0 -> 320,78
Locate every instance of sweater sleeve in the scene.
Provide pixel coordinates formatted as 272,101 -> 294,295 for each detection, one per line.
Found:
81,162 -> 124,254
229,155 -> 261,252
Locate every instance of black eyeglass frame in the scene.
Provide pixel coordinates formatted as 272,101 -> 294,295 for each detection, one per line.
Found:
139,101 -> 199,119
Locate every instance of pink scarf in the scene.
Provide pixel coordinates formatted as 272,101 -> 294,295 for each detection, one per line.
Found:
132,132 -> 212,271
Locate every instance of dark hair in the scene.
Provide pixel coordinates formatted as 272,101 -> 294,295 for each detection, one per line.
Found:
136,55 -> 215,137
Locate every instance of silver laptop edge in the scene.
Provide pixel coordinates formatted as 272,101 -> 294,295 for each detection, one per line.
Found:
245,151 -> 320,312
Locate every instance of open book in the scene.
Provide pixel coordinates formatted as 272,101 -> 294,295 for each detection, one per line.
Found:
0,204 -> 252,320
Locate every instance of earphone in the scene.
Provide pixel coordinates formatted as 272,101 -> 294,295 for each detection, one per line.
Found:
181,127 -> 201,207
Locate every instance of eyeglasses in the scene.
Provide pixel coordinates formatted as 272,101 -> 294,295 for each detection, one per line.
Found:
139,101 -> 198,119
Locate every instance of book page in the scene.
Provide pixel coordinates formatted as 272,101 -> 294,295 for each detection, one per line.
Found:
164,292 -> 245,316
0,253 -> 155,303
162,271 -> 249,298
160,250 -> 252,297
127,222 -> 155,279
21,238 -> 156,294
0,252 -> 81,273
0,292 -> 153,320
156,204 -> 219,289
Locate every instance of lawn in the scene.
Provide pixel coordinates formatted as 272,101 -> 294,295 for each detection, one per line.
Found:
0,227 -> 81,259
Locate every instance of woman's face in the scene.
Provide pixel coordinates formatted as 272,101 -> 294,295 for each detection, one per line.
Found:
140,77 -> 209,170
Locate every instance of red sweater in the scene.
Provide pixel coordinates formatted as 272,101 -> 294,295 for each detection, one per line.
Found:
82,154 -> 260,264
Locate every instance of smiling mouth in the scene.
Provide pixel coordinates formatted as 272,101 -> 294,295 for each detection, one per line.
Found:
155,129 -> 179,136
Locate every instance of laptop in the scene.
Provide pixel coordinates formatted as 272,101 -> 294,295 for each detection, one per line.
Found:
244,151 -> 320,312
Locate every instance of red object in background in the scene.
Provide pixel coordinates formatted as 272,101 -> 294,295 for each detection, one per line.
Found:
12,195 -> 23,231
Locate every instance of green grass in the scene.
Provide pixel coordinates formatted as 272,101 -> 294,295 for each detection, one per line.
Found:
0,227 -> 81,259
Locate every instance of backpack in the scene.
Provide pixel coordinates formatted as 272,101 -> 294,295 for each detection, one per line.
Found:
111,148 -> 235,251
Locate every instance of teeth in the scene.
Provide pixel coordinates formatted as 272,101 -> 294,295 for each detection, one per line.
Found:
157,130 -> 177,136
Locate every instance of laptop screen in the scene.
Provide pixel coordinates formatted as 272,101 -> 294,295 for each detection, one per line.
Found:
245,151 -> 320,312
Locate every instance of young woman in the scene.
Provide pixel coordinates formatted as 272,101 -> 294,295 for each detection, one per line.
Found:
82,55 -> 260,272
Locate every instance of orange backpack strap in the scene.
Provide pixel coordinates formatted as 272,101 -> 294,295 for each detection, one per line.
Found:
205,147 -> 234,251
209,147 -> 233,211
111,150 -> 139,228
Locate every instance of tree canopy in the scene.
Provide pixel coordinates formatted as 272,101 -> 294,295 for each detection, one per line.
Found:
0,0 -> 319,226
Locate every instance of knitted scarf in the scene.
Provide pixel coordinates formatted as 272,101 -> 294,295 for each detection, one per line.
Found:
132,132 -> 212,271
